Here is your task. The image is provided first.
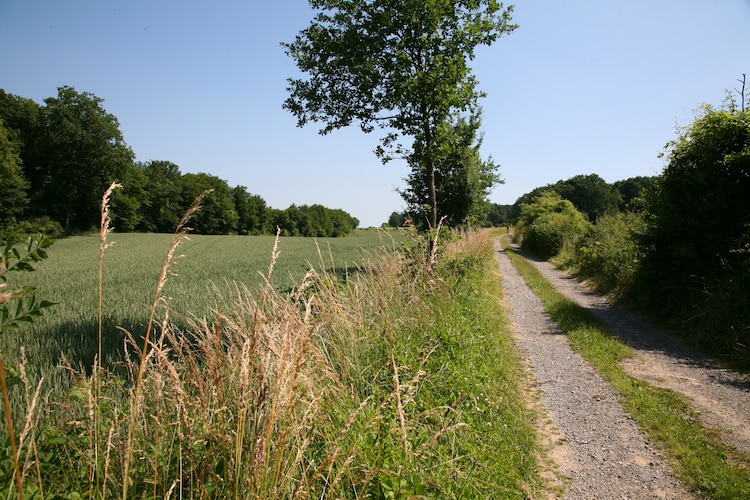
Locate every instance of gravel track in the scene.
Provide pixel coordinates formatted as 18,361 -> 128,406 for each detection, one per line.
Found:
494,237 -> 698,499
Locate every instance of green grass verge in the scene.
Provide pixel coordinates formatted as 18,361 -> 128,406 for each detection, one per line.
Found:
500,235 -> 750,500
1,230 -> 547,497
419,244 -> 545,497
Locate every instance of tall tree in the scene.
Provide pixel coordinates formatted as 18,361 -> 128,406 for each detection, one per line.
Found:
641,104 -> 750,291
612,176 -> 655,211
283,0 -> 515,229
138,160 -> 185,232
0,118 -> 29,232
0,90 -> 40,160
231,186 -> 270,235
110,161 -> 150,232
552,174 -> 620,221
400,112 -> 500,228
180,173 -> 238,235
33,86 -> 134,234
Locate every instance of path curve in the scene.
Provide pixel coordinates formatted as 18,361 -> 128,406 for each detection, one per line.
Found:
494,237 -> 693,499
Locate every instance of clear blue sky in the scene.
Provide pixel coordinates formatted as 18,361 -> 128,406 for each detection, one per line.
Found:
2,1 -> 749,227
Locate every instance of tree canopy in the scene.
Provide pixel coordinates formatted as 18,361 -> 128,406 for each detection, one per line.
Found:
32,86 -> 135,234
640,104 -> 750,294
0,87 -> 361,240
515,191 -> 589,259
400,111 -> 501,228
0,118 -> 28,229
284,0 -> 516,229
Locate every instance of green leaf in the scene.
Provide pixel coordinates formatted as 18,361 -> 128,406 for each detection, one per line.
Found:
14,261 -> 34,272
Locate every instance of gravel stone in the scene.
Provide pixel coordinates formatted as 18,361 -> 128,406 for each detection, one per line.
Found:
494,237 -> 696,499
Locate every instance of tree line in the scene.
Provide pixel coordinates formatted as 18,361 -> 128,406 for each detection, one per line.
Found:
0,86 -> 359,241
385,173 -> 653,229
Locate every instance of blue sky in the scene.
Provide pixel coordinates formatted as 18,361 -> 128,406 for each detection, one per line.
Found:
1,1 -> 749,227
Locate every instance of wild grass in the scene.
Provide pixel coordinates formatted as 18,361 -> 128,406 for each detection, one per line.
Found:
0,228 -> 399,393
0,191 -> 545,497
501,235 -> 750,499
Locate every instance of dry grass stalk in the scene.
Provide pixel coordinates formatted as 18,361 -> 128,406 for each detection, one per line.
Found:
0,353 -> 23,499
121,189 -> 211,500
98,182 -> 122,370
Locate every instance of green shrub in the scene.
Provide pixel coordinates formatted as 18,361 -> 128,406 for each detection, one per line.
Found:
0,217 -> 63,244
515,191 -> 590,259
574,212 -> 646,297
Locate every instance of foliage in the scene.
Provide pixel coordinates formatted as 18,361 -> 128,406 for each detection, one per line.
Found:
0,88 -> 362,238
0,234 -> 56,331
487,203 -> 513,226
635,104 -> 750,360
30,86 -> 135,234
0,89 -> 40,172
574,211 -> 647,297
270,204 -> 360,237
136,160 -> 185,232
510,174 -> 655,225
283,0 -> 516,229
512,174 -> 625,224
109,161 -> 149,232
401,111 -> 502,229
515,191 -> 590,260
232,185 -> 271,235
552,174 -> 621,221
612,176 -> 655,211
386,211 -> 408,227
0,217 -> 63,247
0,118 -> 28,232
181,172 -> 239,235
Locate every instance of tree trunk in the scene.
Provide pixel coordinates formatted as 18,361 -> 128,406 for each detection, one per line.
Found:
423,119 -> 438,230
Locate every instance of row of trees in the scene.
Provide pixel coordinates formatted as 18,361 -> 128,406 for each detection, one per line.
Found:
6,0 -> 516,242
510,173 -> 655,223
513,88 -> 750,364
385,173 -> 651,229
0,87 -> 359,240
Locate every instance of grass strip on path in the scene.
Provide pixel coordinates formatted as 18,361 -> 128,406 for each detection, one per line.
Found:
500,235 -> 750,500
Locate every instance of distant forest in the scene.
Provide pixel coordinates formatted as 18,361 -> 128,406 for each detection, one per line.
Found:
0,86 -> 359,240
387,173 -> 656,229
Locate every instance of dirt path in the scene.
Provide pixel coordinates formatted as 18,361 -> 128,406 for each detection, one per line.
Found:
520,244 -> 750,459
495,237 -> 703,499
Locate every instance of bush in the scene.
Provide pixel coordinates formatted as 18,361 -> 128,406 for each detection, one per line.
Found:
515,191 -> 590,260
632,103 -> 750,365
574,212 -> 646,297
0,217 -> 63,244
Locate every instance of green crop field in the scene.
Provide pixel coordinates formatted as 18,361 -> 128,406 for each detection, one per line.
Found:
1,229 -> 403,384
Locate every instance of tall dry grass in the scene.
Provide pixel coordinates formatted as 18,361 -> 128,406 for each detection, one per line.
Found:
2,191 -> 543,497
